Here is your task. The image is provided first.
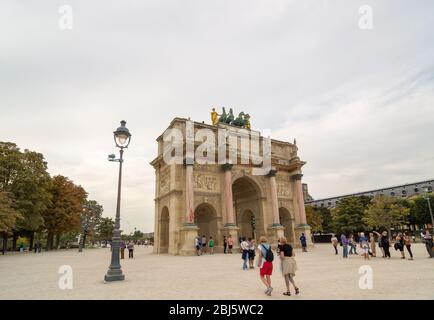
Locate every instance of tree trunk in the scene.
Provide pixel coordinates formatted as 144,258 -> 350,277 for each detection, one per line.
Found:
47,233 -> 53,251
2,232 -> 7,255
12,233 -> 18,251
83,233 -> 87,249
29,232 -> 34,251
55,234 -> 60,249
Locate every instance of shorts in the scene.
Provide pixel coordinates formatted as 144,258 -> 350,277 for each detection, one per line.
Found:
229,245 -> 233,249
260,261 -> 273,276
196,245 -> 200,250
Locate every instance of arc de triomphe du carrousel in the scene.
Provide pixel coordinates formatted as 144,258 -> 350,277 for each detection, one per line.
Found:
151,109 -> 310,255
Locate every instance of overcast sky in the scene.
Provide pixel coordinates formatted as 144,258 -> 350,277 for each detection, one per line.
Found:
1,0 -> 433,233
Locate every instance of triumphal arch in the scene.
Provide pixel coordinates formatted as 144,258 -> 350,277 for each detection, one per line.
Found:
151,111 -> 310,255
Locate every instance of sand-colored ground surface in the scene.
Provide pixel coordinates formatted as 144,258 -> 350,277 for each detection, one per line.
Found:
0,243 -> 433,300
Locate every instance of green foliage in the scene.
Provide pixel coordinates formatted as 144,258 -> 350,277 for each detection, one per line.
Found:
17,236 -> 28,248
305,205 -> 323,233
0,142 -> 51,232
95,217 -> 115,241
363,195 -> 410,232
332,196 -> 370,234
81,199 -> 103,236
0,191 -> 22,232
408,194 -> 434,227
132,229 -> 144,241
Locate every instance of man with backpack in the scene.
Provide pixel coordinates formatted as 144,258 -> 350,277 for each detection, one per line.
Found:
257,236 -> 274,296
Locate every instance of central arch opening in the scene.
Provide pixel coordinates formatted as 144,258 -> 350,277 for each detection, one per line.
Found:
233,177 -> 264,241
194,203 -> 218,245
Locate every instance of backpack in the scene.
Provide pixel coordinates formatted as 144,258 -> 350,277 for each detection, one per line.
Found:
262,244 -> 274,262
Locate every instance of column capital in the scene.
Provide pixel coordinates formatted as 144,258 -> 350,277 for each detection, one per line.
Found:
222,163 -> 233,171
267,169 -> 277,177
291,173 -> 303,181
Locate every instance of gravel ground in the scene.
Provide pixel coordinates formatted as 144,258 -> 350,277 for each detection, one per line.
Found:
0,243 -> 433,300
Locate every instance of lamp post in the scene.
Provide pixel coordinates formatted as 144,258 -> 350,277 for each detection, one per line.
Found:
79,204 -> 89,252
422,186 -> 434,232
104,120 -> 131,282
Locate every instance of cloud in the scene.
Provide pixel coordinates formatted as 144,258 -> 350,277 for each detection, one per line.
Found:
1,0 -> 434,232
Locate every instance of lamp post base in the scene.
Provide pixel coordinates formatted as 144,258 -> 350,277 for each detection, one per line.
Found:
104,268 -> 125,282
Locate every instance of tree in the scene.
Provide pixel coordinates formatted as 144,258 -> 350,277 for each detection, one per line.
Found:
0,142 -> 52,250
80,199 -> 103,246
332,196 -> 370,234
0,191 -> 22,232
42,175 -> 87,250
408,195 -> 434,228
363,195 -> 410,238
305,206 -> 323,233
132,229 -> 144,242
0,191 -> 23,254
96,217 -> 115,243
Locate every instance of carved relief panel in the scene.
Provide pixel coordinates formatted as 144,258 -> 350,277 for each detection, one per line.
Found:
159,166 -> 170,195
193,173 -> 219,192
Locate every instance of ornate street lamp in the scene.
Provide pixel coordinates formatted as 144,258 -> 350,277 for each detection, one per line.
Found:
104,120 -> 131,282
422,186 -> 434,232
78,204 -> 89,253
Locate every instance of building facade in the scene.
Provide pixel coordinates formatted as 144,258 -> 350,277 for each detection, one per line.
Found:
305,179 -> 434,209
151,117 -> 310,255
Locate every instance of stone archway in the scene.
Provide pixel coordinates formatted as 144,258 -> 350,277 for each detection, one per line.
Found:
238,209 -> 257,240
194,203 -> 218,244
233,177 -> 264,241
279,207 -> 295,245
159,206 -> 170,253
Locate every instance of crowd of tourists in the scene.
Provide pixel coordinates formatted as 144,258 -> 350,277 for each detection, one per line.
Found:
332,229 -> 434,260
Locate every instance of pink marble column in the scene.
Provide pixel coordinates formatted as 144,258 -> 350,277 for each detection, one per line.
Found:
293,174 -> 307,225
185,163 -> 195,224
268,169 -> 281,225
222,163 -> 235,226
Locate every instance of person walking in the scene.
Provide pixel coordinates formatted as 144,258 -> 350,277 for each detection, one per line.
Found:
421,229 -> 433,258
359,232 -> 370,260
195,236 -> 201,256
127,241 -> 134,259
248,238 -> 256,269
349,234 -> 358,255
394,233 -> 405,259
375,231 -> 391,259
341,233 -> 349,258
369,233 -> 377,257
34,241 -> 42,253
300,233 -> 307,252
257,236 -> 274,296
240,237 -> 249,270
201,235 -> 207,254
223,236 -> 227,254
331,234 -> 339,255
279,237 -> 299,296
208,237 -> 214,255
227,235 -> 234,254
403,231 -> 413,260
120,240 -> 126,259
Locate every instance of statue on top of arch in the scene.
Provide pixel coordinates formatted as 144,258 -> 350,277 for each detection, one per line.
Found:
211,107 -> 251,129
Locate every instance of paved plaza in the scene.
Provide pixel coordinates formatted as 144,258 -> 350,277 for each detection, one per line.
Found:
0,244 -> 433,300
